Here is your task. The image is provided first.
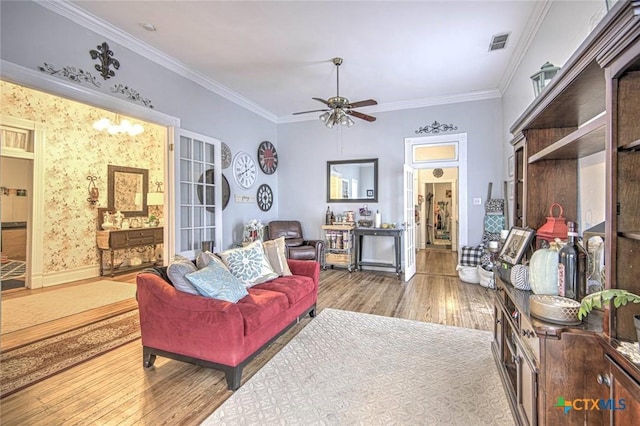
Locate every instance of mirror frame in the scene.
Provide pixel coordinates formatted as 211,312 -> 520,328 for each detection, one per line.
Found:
326,158 -> 378,203
107,165 -> 149,217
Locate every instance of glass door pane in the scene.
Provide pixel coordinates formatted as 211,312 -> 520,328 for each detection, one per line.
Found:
176,130 -> 222,258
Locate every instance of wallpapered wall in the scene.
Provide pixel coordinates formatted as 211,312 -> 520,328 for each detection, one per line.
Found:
0,81 -> 165,274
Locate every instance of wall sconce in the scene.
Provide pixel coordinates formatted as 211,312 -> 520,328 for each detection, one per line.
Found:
531,62 -> 561,97
87,175 -> 99,205
147,181 -> 164,220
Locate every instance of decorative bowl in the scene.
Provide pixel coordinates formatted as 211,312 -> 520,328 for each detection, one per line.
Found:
358,219 -> 373,228
529,295 -> 581,325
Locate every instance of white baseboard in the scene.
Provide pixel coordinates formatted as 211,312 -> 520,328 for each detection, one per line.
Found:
42,265 -> 101,287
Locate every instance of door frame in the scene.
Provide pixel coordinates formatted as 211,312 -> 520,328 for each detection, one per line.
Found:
405,133 -> 468,256
2,61 -> 181,276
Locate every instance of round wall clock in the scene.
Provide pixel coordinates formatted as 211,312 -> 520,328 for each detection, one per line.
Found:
232,151 -> 257,189
433,168 -> 444,178
221,142 -> 232,169
257,140 -> 278,175
256,184 -> 273,211
221,174 -> 230,210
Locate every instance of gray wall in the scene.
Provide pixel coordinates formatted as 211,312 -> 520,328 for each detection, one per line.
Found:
1,0 -> 609,261
277,97 -> 503,247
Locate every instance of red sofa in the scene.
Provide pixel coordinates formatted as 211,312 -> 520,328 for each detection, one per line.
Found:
136,259 -> 319,390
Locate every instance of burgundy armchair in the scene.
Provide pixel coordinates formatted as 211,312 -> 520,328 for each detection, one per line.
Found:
268,220 -> 324,262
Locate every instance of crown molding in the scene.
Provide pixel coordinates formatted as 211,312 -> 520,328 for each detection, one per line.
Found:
498,0 -> 552,95
38,0 -> 277,123
277,89 -> 501,124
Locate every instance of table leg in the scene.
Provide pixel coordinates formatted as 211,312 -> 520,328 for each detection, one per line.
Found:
110,250 -> 115,277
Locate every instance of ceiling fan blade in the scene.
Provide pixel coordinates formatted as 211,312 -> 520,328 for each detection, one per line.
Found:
347,110 -> 376,122
347,99 -> 378,109
312,97 -> 330,106
292,108 -> 330,115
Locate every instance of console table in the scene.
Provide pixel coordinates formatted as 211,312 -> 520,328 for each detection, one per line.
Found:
354,227 -> 402,279
97,227 -> 163,277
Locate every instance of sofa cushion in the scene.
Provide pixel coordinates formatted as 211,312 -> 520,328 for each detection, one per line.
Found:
236,288 -> 289,335
218,240 -> 278,287
262,236 -> 292,277
185,262 -> 248,303
196,250 -> 228,270
253,275 -> 315,306
167,255 -> 199,295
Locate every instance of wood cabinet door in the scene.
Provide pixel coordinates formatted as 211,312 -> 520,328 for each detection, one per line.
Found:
608,355 -> 640,424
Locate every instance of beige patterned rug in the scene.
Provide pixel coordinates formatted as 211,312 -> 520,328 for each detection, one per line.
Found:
205,308 -> 513,425
0,310 -> 140,398
1,281 -> 136,334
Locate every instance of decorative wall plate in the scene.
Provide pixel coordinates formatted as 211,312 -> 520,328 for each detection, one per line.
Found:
257,184 -> 273,211
232,151 -> 257,189
433,168 -> 444,178
257,141 -> 278,174
221,142 -> 232,169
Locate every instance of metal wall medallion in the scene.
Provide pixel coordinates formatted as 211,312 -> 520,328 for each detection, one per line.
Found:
257,184 -> 273,211
110,84 -> 154,109
415,121 -> 458,134
37,63 -> 101,87
433,168 -> 444,178
90,42 -> 120,80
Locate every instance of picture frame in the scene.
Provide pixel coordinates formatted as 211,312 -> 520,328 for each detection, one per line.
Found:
508,180 -> 514,200
508,155 -> 514,177
366,189 -> 374,197
498,226 -> 535,265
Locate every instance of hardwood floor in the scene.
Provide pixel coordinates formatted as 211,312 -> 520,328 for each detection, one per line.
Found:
0,248 -> 495,425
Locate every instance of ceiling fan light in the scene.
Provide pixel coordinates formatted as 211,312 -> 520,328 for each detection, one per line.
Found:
319,112 -> 330,122
347,117 -> 355,127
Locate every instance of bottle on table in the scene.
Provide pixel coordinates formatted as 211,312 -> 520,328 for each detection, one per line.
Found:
558,221 -> 587,301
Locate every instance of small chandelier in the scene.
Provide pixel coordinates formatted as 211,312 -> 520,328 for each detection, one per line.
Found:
530,62 -> 561,97
93,114 -> 144,136
319,109 -> 354,129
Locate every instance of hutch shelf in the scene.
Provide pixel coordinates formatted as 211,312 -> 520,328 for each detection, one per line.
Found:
502,1 -> 640,424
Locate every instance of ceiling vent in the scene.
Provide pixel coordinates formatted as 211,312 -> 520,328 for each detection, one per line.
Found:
489,33 -> 510,51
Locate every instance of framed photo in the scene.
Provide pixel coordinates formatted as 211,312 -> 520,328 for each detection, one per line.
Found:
499,227 -> 535,265
366,189 -> 374,197
445,189 -> 452,198
508,180 -> 514,200
508,155 -> 514,177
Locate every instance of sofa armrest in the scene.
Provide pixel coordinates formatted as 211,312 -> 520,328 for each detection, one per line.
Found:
287,259 -> 320,287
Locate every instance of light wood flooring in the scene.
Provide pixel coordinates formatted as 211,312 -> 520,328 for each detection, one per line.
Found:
0,248 -> 495,425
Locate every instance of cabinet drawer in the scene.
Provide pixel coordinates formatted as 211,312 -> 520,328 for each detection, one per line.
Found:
127,229 -> 155,239
127,236 -> 155,246
110,232 -> 129,248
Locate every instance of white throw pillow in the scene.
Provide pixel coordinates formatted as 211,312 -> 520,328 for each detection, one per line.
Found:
167,255 -> 199,295
218,240 -> 278,287
196,250 -> 228,270
262,236 -> 292,276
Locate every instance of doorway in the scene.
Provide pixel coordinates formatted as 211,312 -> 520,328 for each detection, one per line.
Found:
420,170 -> 458,251
1,123 -> 35,291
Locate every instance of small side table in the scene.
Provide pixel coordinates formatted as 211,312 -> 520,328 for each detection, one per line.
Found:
354,227 -> 403,279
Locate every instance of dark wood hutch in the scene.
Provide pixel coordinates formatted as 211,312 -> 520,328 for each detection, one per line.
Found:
494,1 -> 640,424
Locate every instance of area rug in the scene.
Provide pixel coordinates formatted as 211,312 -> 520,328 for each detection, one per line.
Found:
0,310 -> 140,398
204,308 -> 513,425
1,280 -> 137,334
1,260 -> 25,280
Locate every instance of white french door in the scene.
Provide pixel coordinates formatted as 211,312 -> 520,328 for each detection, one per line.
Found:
403,163 -> 416,281
175,129 -> 222,259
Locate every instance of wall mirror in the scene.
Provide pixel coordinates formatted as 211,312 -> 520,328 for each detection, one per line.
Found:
107,165 -> 149,217
327,158 -> 378,203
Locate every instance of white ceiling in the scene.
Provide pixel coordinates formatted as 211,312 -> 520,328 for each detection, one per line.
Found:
65,1 -> 546,123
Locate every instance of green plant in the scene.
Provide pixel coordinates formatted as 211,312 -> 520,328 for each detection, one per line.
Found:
148,215 -> 157,223
578,289 -> 640,320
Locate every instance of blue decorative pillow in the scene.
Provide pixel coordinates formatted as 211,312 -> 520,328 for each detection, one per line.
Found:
167,255 -> 199,295
218,240 -> 278,287
185,262 -> 248,303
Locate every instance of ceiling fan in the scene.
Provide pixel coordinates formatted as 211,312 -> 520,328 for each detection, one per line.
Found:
293,57 -> 377,128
